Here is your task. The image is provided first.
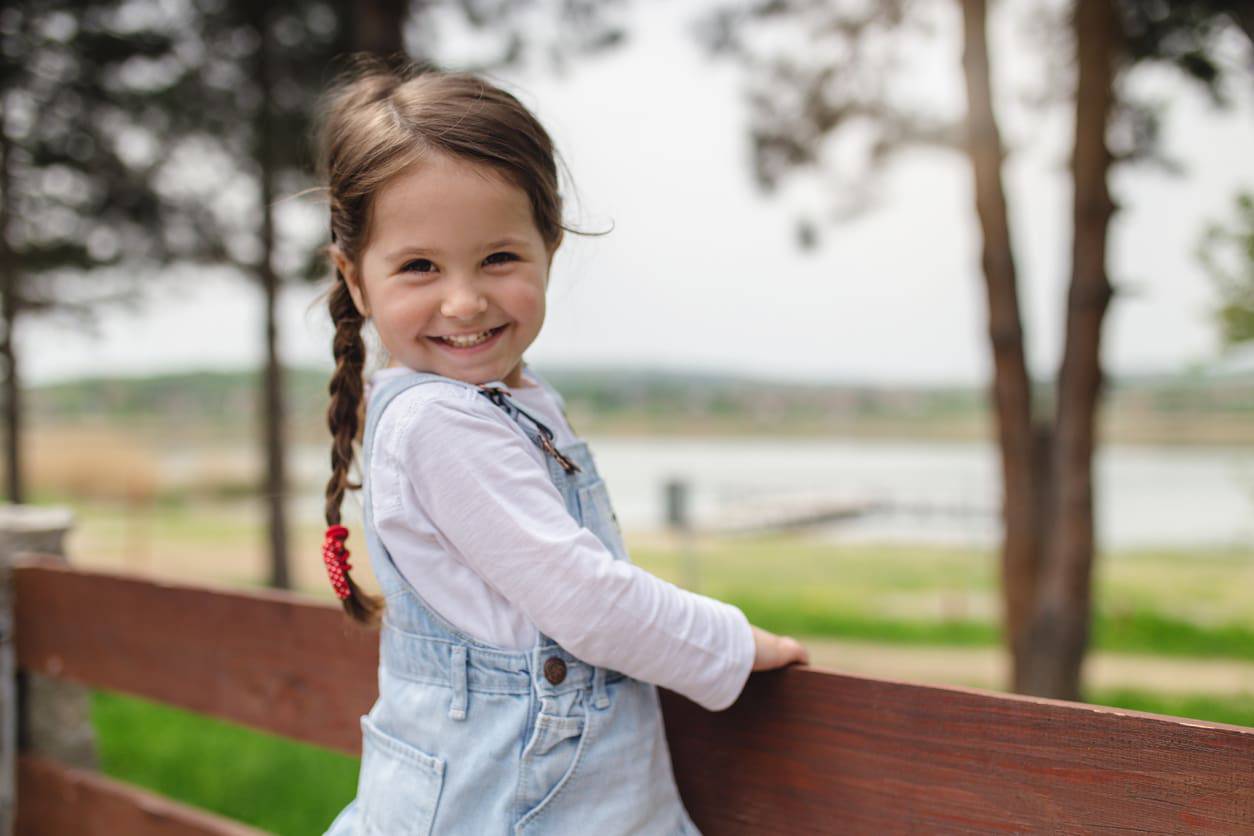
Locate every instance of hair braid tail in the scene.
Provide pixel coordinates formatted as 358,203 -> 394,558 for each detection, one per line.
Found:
324,274 -> 384,626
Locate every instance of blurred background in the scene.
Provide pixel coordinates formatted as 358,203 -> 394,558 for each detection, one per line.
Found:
6,0 -> 1252,831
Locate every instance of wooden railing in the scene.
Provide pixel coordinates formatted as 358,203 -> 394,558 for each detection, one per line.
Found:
3,550 -> 1253,832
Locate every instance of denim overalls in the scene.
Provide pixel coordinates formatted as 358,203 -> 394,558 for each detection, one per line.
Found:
323,369 -> 701,835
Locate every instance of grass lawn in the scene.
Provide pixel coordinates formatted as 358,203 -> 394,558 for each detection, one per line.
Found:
628,533 -> 1254,661
91,689 -> 358,835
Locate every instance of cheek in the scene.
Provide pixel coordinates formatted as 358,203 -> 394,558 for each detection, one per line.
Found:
514,289 -> 545,332
509,273 -> 547,315
374,289 -> 437,332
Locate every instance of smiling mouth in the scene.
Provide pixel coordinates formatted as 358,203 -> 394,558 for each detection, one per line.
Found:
429,324 -> 508,349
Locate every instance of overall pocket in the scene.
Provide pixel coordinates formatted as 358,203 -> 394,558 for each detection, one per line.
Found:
576,478 -> 629,562
358,714 -> 446,836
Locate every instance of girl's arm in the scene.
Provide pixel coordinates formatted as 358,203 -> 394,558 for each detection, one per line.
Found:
384,390 -> 805,711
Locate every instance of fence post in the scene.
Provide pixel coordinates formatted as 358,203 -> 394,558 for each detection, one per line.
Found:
0,505 -> 98,834
663,478 -> 700,593
0,512 -> 14,835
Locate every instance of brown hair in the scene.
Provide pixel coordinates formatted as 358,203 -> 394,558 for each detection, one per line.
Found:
313,55 -> 576,626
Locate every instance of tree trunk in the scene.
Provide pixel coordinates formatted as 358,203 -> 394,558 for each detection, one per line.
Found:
1019,0 -> 1118,701
350,0 -> 409,57
958,0 -> 1044,693
0,120 -> 22,504
254,8 -> 290,590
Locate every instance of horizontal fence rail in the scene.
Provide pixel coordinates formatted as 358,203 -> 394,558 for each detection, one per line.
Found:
12,557 -> 1254,834
16,754 -> 265,836
13,556 -> 377,755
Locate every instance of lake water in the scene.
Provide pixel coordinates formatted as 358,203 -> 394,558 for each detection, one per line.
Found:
293,438 -> 1254,550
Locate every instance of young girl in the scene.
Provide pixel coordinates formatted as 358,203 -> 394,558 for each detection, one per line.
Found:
316,59 -> 808,836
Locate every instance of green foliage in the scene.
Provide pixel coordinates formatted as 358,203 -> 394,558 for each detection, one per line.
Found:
0,0 -> 188,302
1199,191 -> 1254,346
1119,1 -> 1252,102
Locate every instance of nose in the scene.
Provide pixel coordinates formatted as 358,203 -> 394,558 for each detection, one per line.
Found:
440,277 -> 488,321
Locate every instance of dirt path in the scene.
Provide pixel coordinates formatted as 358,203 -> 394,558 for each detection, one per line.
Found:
802,637 -> 1254,697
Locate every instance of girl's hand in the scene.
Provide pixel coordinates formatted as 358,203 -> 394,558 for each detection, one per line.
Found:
750,625 -> 810,671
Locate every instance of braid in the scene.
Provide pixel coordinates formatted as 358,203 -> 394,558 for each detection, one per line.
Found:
324,269 -> 384,627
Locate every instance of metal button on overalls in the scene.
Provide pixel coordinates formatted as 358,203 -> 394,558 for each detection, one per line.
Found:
544,656 -> 567,684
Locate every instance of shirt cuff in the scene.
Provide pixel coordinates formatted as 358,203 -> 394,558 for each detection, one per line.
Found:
702,603 -> 756,712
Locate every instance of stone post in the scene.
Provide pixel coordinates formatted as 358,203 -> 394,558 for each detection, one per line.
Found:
0,505 -> 98,835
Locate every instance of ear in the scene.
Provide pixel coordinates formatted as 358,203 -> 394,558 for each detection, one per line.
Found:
329,244 -> 370,318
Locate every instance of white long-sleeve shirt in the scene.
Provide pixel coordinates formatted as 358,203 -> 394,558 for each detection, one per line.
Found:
364,364 -> 755,712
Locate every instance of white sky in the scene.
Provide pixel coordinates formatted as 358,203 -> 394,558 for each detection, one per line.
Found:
22,1 -> 1254,386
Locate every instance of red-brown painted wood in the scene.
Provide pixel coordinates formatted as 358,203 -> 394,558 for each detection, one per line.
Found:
12,558 -> 376,755
16,753 -> 265,835
661,667 -> 1254,833
13,559 -> 1254,833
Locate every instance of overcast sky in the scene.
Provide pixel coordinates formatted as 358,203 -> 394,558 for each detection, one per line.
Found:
23,2 -> 1254,386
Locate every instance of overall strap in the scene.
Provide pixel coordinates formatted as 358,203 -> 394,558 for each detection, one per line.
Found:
362,371 -> 449,478
362,369 -> 577,475
477,386 -> 581,475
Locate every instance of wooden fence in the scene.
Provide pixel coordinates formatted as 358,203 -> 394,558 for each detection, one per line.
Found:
2,515 -> 1252,833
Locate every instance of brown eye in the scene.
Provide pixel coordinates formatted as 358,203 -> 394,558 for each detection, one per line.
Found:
401,258 -> 435,273
484,252 -> 518,266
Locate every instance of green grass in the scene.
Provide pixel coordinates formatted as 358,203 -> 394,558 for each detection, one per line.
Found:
712,594 -> 1254,660
725,594 -> 1002,646
90,683 -> 1252,834
629,535 -> 1254,661
91,689 -> 357,835
1087,688 -> 1254,729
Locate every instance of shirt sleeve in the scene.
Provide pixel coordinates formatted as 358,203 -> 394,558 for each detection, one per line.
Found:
391,391 -> 755,712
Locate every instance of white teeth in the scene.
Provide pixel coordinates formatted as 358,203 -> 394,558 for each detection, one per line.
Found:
439,327 -> 497,347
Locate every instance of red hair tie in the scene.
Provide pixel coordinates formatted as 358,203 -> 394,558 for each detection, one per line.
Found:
322,524 -> 353,600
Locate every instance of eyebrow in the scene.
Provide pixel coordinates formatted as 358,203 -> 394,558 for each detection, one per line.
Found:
384,238 -> 527,261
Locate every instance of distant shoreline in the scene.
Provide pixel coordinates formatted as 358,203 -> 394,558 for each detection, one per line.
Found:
29,365 -> 1253,448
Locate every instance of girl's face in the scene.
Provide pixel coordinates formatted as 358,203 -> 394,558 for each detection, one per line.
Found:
332,152 -> 556,388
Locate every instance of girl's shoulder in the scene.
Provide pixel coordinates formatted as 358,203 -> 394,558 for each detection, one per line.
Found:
368,368 -> 478,411
366,371 -> 548,496
367,369 -> 528,454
